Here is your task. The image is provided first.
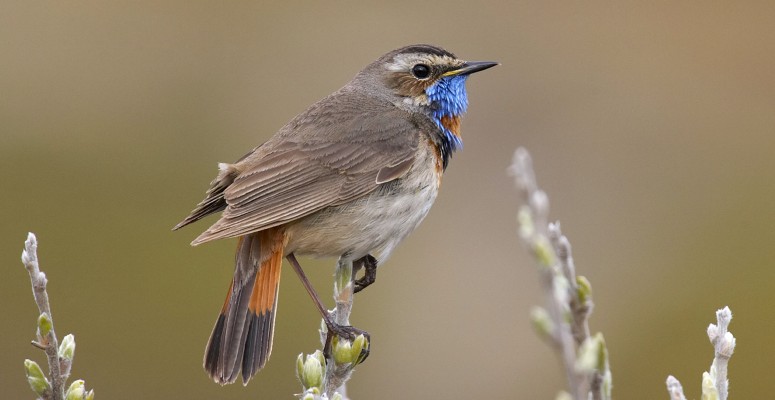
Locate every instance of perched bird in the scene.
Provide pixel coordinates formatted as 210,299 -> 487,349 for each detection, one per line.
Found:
174,44 -> 496,385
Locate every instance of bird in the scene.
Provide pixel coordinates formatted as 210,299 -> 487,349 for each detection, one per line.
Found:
173,44 -> 497,386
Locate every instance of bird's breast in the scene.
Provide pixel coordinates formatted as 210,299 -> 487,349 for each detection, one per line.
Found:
439,114 -> 462,141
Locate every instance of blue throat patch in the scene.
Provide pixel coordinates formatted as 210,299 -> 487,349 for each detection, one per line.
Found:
425,75 -> 469,168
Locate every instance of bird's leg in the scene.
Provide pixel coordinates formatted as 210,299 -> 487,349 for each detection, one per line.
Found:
286,253 -> 370,360
352,254 -> 378,293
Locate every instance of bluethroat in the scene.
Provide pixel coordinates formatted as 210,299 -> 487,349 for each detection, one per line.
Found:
174,44 -> 497,385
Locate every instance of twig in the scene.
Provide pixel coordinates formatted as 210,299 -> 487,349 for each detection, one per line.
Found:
666,376 -> 688,400
22,233 -> 65,400
21,233 -> 93,400
667,306 -> 736,400
324,258 -> 356,397
509,148 -> 611,400
709,307 -> 735,400
296,258 -> 368,400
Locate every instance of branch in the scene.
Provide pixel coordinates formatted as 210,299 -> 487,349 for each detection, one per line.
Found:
509,148 -> 611,400
296,258 -> 369,400
666,306 -> 736,400
21,233 -> 93,400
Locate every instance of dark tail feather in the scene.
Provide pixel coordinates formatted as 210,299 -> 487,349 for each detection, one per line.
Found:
203,280 -> 232,377
203,268 -> 255,385
203,231 -> 284,385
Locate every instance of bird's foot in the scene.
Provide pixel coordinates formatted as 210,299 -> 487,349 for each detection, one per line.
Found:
353,255 -> 378,293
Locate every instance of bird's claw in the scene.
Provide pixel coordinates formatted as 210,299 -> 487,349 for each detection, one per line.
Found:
353,255 -> 378,293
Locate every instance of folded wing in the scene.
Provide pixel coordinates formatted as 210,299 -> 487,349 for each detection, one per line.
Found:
189,104 -> 421,245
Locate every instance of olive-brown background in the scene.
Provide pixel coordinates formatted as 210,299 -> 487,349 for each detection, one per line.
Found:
2,2 -> 773,399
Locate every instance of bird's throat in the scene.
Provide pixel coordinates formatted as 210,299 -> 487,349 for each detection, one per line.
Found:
425,75 -> 470,170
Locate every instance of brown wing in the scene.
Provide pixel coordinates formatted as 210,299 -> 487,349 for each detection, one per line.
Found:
190,103 -> 420,245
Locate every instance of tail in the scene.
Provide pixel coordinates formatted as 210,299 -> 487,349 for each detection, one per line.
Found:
203,228 -> 286,385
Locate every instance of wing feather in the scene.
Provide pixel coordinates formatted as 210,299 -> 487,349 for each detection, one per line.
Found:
191,101 -> 422,245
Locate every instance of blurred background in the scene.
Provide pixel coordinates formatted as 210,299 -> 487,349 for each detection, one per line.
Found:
2,2 -> 774,399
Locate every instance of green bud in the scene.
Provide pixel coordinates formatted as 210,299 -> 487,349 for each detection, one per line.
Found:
517,206 -> 534,239
59,334 -> 76,360
38,312 -> 53,338
533,235 -> 555,267
65,380 -> 85,400
576,276 -> 592,303
351,334 -> 368,364
530,306 -> 554,340
333,340 -> 352,364
701,371 -> 719,400
575,333 -> 607,373
575,339 -> 598,373
85,389 -> 95,400
24,359 -> 51,396
594,333 -> 609,372
301,353 -> 324,390
332,393 -> 343,400
296,353 -> 305,382
313,349 -> 326,368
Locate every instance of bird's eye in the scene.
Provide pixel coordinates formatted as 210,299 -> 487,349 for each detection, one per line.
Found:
411,64 -> 431,79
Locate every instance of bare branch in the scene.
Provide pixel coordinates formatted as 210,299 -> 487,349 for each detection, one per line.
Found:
22,233 -> 64,400
708,306 -> 736,400
21,233 -> 93,400
666,307 -> 735,400
510,148 -> 611,400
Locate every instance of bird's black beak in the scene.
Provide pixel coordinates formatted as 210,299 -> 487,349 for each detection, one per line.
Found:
442,61 -> 499,77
